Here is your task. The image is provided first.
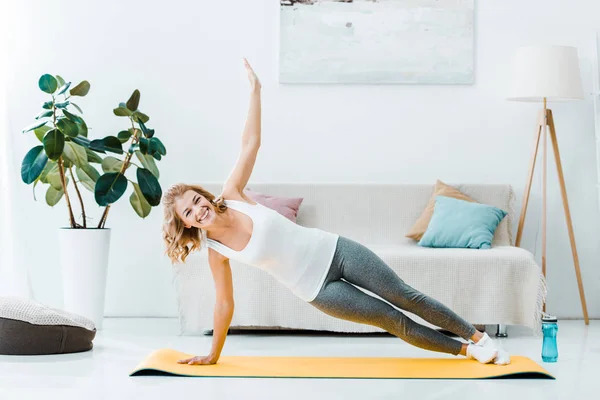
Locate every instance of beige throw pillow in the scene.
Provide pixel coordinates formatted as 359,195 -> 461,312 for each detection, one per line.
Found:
405,180 -> 476,240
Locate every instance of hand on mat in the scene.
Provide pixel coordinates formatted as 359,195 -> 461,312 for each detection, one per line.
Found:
177,355 -> 218,365
244,58 -> 261,92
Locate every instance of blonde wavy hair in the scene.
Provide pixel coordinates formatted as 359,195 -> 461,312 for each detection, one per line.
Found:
162,183 -> 227,264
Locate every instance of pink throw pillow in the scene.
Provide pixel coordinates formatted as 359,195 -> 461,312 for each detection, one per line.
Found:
243,189 -> 303,223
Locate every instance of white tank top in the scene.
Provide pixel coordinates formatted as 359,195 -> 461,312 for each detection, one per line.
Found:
206,199 -> 339,302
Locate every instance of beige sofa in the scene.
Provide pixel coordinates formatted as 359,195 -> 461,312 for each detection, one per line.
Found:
172,183 -> 546,337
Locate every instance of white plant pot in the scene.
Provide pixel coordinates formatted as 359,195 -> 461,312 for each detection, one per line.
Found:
58,228 -> 111,330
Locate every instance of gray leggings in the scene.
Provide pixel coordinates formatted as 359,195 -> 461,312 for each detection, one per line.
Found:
309,236 -> 476,355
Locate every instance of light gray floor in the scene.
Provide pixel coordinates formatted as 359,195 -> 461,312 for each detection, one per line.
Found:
0,319 -> 597,399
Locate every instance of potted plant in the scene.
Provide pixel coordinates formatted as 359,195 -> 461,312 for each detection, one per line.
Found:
20,74 -> 167,328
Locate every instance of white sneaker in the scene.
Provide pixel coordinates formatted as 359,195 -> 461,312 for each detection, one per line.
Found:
474,333 -> 511,365
493,350 -> 511,365
466,344 -> 497,364
473,332 -> 492,347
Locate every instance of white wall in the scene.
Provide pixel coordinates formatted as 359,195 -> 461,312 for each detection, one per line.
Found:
0,1 -> 33,298
3,0 -> 599,319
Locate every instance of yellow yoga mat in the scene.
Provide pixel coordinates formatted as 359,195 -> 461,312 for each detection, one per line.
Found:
130,349 -> 555,379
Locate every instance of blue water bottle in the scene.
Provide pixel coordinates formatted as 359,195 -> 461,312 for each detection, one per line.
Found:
541,315 -> 558,362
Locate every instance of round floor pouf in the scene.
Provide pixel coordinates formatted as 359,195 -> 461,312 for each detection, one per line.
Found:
0,296 -> 96,355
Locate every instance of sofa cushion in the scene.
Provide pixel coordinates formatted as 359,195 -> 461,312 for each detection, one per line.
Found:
244,188 -> 303,222
417,196 -> 507,249
0,297 -> 96,355
406,180 -> 476,241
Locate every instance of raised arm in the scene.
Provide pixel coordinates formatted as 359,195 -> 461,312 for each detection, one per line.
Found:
221,59 -> 262,197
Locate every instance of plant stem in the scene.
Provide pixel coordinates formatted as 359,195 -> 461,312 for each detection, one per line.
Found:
53,101 -> 78,228
58,157 -> 79,228
69,166 -> 86,228
97,117 -> 141,228
98,206 -> 110,229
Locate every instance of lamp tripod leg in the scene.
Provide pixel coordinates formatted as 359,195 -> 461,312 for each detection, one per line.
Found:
516,110 -> 545,247
546,110 -> 590,325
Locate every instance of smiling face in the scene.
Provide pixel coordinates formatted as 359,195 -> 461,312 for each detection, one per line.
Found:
174,190 -> 217,229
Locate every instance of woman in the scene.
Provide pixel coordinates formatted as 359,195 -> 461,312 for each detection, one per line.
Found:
162,59 -> 510,366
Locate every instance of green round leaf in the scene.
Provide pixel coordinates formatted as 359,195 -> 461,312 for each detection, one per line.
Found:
149,137 -> 166,156
130,182 -> 151,218
78,178 -> 95,193
101,156 -> 124,173
126,89 -> 140,111
72,135 -> 90,148
57,81 -> 71,96
113,106 -> 132,117
56,118 -> 79,137
81,164 -> 100,182
138,137 -> 149,154
76,164 -> 100,192
62,109 -> 83,124
47,169 -> 63,190
132,111 -> 149,124
42,129 -> 65,161
55,75 -> 66,88
77,121 -> 88,137
21,145 -> 48,184
22,120 -> 48,133
38,74 -> 57,94
135,150 -> 159,178
63,142 -> 88,168
89,139 -> 106,154
95,172 -> 127,206
137,168 -> 161,206
152,153 -> 162,161
35,110 -> 53,120
138,119 -> 149,134
102,136 -> 124,154
57,82 -> 71,95
39,160 -> 57,183
137,119 -> 155,138
42,101 -> 53,110
85,148 -> 103,164
34,125 -> 52,142
117,130 -> 132,143
55,101 -> 70,109
69,80 -> 90,97
46,185 -> 64,207
90,136 -> 123,154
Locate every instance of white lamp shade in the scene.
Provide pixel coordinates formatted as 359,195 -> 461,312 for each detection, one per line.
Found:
507,45 -> 584,102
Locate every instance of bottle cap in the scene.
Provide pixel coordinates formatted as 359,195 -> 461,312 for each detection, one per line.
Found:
542,313 -> 557,322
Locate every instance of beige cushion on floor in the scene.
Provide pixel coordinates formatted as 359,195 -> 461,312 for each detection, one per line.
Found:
405,180 -> 476,240
0,297 -> 96,355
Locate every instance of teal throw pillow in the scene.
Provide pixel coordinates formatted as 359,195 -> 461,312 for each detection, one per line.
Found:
418,196 -> 507,249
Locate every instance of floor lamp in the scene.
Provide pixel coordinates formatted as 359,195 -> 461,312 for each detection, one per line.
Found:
507,45 -> 589,325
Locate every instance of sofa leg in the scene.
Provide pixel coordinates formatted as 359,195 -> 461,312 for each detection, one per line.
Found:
495,324 -> 508,337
